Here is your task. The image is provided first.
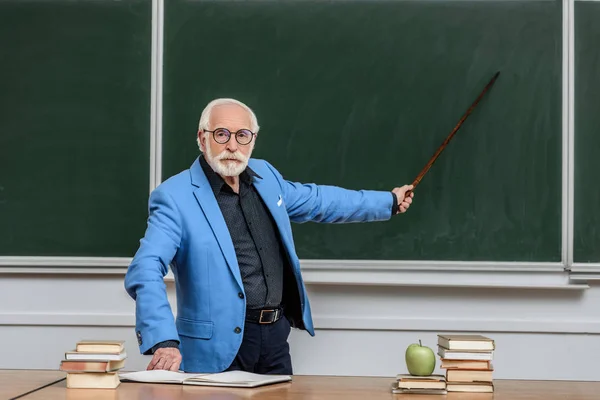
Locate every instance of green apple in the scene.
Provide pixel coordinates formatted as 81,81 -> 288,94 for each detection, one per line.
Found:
405,340 -> 436,376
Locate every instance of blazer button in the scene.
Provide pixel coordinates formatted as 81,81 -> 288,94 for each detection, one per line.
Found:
238,292 -> 244,299
234,327 -> 242,334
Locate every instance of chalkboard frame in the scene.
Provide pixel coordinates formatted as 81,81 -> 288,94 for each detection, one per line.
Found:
2,0 -> 596,279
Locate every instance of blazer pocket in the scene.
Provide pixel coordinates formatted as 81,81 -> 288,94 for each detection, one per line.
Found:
176,317 -> 214,339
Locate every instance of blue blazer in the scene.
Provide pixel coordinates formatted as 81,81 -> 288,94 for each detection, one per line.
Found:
124,156 -> 394,372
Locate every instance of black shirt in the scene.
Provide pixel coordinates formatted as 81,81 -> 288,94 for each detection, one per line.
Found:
199,155 -> 285,309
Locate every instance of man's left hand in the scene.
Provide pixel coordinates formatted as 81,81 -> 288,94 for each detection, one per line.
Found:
392,185 -> 414,214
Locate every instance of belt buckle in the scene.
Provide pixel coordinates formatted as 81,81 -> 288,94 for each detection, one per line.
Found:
259,309 -> 277,324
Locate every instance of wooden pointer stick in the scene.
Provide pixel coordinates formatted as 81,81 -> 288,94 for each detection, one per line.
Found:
406,71 -> 500,198
409,71 -> 501,190
410,71 -> 501,190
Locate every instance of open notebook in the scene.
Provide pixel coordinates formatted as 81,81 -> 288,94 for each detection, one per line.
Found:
119,370 -> 292,388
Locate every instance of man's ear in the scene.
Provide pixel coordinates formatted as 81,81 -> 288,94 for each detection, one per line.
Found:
198,130 -> 206,151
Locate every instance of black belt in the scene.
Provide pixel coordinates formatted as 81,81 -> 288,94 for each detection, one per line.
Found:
245,306 -> 284,324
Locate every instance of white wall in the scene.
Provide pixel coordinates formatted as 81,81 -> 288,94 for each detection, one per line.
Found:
0,267 -> 597,381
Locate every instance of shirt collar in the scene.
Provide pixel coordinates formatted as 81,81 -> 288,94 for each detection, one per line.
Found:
199,154 -> 260,195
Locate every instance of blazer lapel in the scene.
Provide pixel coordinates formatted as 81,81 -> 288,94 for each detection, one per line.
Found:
252,176 -> 296,260
189,158 -> 243,291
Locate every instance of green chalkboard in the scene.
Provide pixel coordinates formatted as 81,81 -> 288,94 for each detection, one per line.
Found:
163,0 -> 562,261
574,2 -> 600,263
0,0 -> 152,256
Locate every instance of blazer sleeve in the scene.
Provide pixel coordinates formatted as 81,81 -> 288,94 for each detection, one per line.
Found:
124,187 -> 182,355
263,161 -> 395,224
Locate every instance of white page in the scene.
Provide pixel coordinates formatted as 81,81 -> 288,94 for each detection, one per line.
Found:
190,370 -> 290,383
119,370 -> 206,383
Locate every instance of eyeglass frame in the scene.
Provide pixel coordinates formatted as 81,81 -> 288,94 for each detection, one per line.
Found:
203,127 -> 257,145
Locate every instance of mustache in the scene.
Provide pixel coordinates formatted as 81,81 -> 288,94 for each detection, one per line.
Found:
215,151 -> 248,162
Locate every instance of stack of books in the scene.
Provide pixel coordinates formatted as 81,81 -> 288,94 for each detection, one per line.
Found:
60,340 -> 127,389
437,334 -> 495,393
391,374 -> 447,395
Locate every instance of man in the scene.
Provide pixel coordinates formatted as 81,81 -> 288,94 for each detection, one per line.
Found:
124,98 -> 414,375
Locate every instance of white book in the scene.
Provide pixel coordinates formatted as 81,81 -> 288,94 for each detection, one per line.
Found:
438,347 -> 493,360
119,370 -> 292,388
65,350 -> 127,361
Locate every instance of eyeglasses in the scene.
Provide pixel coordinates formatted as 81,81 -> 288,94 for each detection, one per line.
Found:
204,128 -> 256,145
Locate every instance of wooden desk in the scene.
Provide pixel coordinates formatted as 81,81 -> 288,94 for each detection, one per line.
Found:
9,373 -> 600,400
0,369 -> 65,400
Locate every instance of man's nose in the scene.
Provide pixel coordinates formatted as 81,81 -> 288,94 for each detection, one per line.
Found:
226,137 -> 238,152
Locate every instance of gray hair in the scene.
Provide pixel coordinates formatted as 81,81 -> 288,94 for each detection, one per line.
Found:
198,98 -> 259,132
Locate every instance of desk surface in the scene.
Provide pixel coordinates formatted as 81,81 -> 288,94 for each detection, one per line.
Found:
0,369 -> 66,400
3,370 -> 600,400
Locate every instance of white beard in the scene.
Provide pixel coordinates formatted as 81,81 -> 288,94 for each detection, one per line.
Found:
204,138 -> 253,177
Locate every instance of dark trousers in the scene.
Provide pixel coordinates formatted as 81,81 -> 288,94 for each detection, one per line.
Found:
226,316 -> 293,375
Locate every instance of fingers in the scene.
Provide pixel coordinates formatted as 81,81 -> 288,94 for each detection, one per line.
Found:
161,357 -> 172,371
392,184 -> 415,214
392,185 -> 414,197
157,357 -> 169,370
400,198 -> 411,212
162,351 -> 182,371
147,348 -> 182,371
147,354 -> 161,370
169,359 -> 182,372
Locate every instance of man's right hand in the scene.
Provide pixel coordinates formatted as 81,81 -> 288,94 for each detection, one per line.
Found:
147,347 -> 182,371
